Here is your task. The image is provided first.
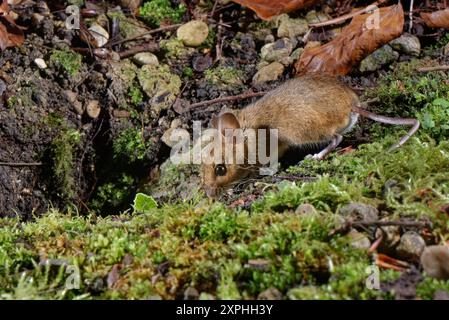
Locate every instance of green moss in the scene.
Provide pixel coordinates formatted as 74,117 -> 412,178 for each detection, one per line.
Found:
128,85 -> 143,106
50,126 -> 81,200
113,127 -> 152,162
139,0 -> 186,27
50,49 -> 82,76
416,277 -> 449,299
90,174 -> 135,213
204,66 -> 245,88
160,37 -> 191,59
182,66 -> 194,78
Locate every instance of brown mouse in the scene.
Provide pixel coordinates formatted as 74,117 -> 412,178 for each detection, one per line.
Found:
202,74 -> 420,198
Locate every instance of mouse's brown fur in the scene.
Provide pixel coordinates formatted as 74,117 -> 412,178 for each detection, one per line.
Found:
201,74 -> 419,198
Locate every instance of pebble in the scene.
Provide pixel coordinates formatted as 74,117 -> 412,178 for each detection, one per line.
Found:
183,286 -> 199,300
347,229 -> 371,250
260,38 -> 293,65
375,222 -> 401,252
161,128 -> 177,147
88,24 -> 109,48
34,58 -> 47,69
177,20 -> 209,47
86,100 -> 101,119
275,14 -> 309,38
132,52 -> 159,66
252,62 -> 284,85
64,90 -> 83,115
389,34 -> 421,56
444,43 -> 449,56
295,203 -> 317,216
257,287 -> 283,300
338,203 -> 379,222
396,231 -> 426,261
305,10 -> 332,25
420,245 -> 449,280
359,45 -> 399,72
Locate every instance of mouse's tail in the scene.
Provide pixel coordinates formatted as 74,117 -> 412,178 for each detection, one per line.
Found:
352,105 -> 420,151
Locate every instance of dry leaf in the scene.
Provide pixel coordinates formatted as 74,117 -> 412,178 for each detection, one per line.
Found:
231,0 -> 320,20
0,1 -> 24,51
420,9 -> 449,29
295,4 -> 404,76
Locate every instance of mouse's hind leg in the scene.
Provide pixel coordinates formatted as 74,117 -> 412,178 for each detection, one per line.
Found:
311,134 -> 343,160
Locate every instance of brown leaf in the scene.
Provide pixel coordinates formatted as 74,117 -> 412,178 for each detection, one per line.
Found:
231,0 -> 320,20
295,4 -> 404,76
420,9 -> 449,29
0,1 -> 24,51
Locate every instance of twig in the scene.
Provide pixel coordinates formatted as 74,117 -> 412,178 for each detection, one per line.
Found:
210,0 -> 219,17
118,42 -> 159,59
417,65 -> 449,72
184,91 -> 266,112
309,0 -> 388,28
215,14 -> 224,62
0,162 -> 43,167
109,23 -> 182,46
409,0 -> 414,33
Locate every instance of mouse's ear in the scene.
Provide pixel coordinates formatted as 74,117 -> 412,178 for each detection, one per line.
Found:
217,112 -> 240,135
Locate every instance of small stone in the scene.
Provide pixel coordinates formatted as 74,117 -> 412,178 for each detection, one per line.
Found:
389,34 -> 421,56
177,20 -> 209,47
287,286 -> 322,300
359,45 -> 399,72
31,13 -> 45,25
396,231 -> 426,261
34,58 -> 47,69
295,203 -> 317,215
161,128 -> 177,147
257,287 -> 283,300
86,100 -> 101,119
170,119 -> 182,129
347,229 -> 371,250
64,90 -> 83,115
183,286 -> 199,300
260,38 -> 293,64
375,224 -> 401,251
131,52 -> 159,66
304,41 -> 321,49
338,203 -> 379,222
305,10 -> 332,25
199,292 -> 216,300
252,62 -> 284,85
434,290 -> 449,300
290,48 -> 304,61
137,64 -> 181,115
264,34 -> 275,44
113,109 -> 130,118
420,245 -> 449,280
87,24 -> 109,48
192,54 -> 213,72
247,258 -> 270,271
444,43 -> 449,56
275,14 -> 309,38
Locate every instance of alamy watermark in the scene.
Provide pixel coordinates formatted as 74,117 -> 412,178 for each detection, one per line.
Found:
365,264 -> 380,290
167,121 -> 279,175
40,259 -> 80,290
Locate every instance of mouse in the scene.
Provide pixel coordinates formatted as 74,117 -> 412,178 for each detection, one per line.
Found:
201,74 -> 420,198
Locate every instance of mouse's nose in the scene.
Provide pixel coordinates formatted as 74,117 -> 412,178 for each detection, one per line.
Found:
204,186 -> 217,199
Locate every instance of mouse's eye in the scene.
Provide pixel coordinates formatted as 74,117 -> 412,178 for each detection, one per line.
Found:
214,164 -> 227,177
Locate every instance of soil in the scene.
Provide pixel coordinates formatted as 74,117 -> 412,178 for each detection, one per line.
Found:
0,0 -> 446,219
